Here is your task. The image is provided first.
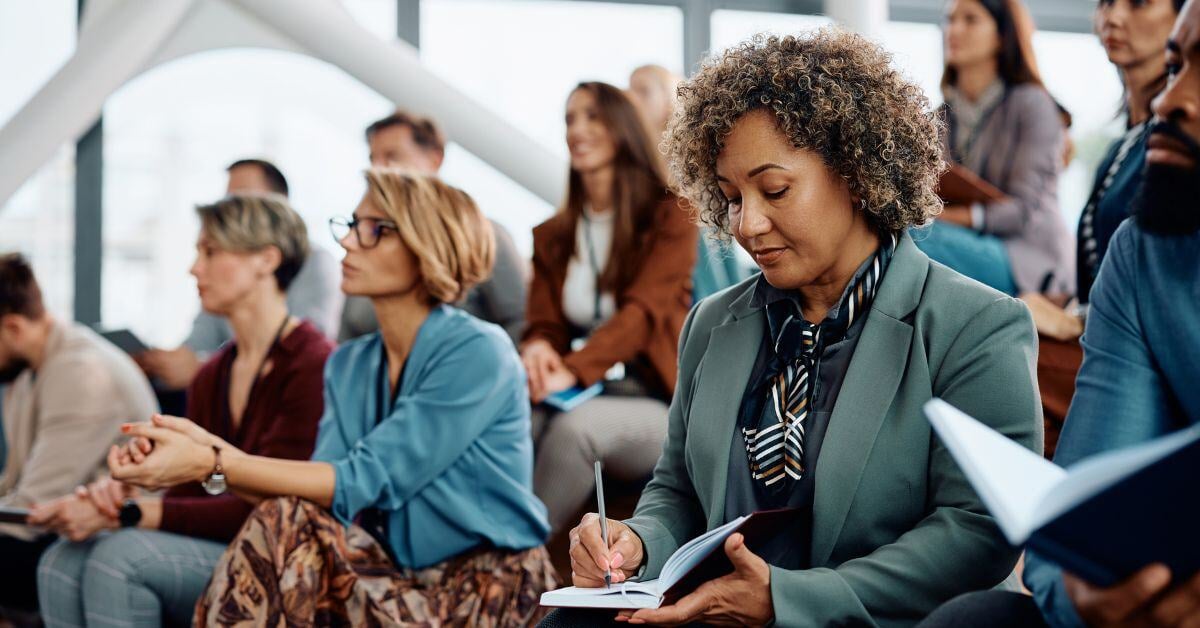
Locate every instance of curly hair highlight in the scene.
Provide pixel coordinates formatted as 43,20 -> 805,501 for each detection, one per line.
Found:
666,28 -> 945,237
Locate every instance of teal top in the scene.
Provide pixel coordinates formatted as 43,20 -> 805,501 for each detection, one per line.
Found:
311,305 -> 549,568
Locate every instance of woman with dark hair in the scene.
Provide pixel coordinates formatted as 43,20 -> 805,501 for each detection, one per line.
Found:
915,0 -> 1073,297
546,30 -> 1041,627
522,81 -> 697,534
1024,0 -> 1184,343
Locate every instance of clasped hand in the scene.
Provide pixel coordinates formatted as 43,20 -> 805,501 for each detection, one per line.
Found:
107,414 -> 237,491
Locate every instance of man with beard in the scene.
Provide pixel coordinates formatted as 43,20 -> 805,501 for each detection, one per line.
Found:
0,254 -> 157,621
919,2 -> 1200,626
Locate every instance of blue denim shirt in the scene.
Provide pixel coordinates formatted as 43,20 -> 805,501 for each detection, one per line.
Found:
1024,220 -> 1200,627
311,305 -> 549,568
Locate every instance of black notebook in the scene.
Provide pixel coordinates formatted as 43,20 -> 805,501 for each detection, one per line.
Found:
925,398 -> 1200,586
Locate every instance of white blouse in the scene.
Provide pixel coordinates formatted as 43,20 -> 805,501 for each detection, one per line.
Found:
562,207 -> 617,331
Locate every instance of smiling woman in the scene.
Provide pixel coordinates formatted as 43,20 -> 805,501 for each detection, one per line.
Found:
547,29 -> 1044,628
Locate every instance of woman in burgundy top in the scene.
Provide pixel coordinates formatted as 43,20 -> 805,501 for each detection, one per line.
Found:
30,193 -> 331,628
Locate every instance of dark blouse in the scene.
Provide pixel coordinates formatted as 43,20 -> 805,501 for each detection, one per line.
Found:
1077,123 -> 1151,302
724,244 -> 894,569
159,320 -> 332,541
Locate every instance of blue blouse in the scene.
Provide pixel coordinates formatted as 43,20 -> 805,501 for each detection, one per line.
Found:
311,305 -> 550,568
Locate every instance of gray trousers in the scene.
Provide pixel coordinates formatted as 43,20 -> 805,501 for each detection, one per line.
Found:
532,393 -> 669,534
37,529 -> 226,628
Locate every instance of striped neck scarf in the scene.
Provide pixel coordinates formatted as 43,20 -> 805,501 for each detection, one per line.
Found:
742,234 -> 896,488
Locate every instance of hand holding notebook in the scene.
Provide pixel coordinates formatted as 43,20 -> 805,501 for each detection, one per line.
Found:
542,508 -> 798,610
924,398 -> 1200,586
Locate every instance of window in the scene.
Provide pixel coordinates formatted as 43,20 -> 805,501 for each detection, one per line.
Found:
422,0 -> 685,255
1034,30 -> 1124,229
0,0 -> 76,318
102,48 -> 393,346
710,9 -> 832,58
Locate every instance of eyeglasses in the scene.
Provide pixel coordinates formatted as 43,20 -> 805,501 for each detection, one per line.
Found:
329,216 -> 398,249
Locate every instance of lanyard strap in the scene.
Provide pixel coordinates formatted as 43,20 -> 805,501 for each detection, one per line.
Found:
221,312 -> 291,437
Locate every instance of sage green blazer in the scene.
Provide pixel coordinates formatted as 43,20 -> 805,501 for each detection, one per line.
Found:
624,233 -> 1043,627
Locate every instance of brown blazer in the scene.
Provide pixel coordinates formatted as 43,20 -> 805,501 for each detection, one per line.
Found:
523,195 -> 698,395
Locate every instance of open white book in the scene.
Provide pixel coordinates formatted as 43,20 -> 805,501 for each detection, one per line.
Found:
541,509 -> 797,609
924,398 -> 1200,585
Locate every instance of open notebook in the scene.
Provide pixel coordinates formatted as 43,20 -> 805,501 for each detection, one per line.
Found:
541,509 -> 797,609
925,398 -> 1200,585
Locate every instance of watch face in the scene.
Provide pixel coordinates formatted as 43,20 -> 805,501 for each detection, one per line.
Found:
118,500 -> 142,528
202,473 -> 227,496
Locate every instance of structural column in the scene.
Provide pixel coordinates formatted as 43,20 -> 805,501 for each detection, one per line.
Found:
824,0 -> 889,39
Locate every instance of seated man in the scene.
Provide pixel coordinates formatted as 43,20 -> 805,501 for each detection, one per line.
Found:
0,254 -> 158,616
923,2 -> 1200,625
338,110 -> 527,344
142,158 -> 342,391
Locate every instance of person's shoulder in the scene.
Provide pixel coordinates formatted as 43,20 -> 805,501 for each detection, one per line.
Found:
284,321 -> 334,368
435,307 -> 514,358
327,331 -> 378,373
921,260 -> 1030,329
689,273 -> 756,332
44,324 -> 143,392
532,210 -> 571,240
1007,83 -> 1058,115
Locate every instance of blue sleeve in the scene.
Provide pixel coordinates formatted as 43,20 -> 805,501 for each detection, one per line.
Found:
1025,222 -> 1174,627
324,331 -> 524,525
310,356 -> 350,463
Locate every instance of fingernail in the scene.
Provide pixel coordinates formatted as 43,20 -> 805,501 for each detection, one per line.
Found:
120,425 -> 130,433
611,552 -> 624,568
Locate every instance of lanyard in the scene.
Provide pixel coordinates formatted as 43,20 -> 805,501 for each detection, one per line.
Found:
221,312 -> 290,439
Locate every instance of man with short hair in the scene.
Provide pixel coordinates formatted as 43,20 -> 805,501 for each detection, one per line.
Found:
0,254 -> 157,616
142,158 -> 342,390
338,110 -> 527,344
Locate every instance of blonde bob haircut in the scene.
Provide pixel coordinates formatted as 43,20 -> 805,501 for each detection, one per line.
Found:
363,168 -> 495,304
195,192 -> 310,291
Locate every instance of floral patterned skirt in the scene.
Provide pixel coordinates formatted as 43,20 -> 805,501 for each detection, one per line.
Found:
195,496 -> 560,627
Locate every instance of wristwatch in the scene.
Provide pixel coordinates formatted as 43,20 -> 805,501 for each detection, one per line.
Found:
201,445 -> 227,496
118,499 -> 142,528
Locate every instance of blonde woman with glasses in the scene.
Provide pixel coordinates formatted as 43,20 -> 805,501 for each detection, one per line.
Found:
107,169 -> 558,626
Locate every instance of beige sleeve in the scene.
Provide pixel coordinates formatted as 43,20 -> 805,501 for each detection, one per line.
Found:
3,355 -> 128,510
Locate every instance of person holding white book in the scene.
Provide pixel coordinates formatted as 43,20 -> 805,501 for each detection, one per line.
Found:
542,29 -> 1043,628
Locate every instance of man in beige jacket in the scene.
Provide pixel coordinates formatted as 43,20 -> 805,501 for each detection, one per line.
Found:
0,253 -> 157,617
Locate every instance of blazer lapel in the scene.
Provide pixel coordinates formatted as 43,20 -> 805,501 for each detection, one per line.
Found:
811,235 -> 929,566
688,284 -> 763,527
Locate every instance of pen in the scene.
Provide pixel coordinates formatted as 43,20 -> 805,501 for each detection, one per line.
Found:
594,460 -> 611,588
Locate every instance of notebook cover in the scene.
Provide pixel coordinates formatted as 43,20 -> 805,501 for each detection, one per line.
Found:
1029,432 -> 1200,587
937,163 -> 1006,205
660,508 -> 801,603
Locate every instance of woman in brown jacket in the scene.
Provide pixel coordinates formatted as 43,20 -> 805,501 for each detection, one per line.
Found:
523,81 -> 697,533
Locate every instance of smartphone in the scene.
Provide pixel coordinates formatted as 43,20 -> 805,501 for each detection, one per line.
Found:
543,383 -> 604,413
0,506 -> 31,524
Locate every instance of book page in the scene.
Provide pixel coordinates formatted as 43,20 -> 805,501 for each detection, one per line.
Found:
657,515 -> 748,588
925,399 -> 1066,543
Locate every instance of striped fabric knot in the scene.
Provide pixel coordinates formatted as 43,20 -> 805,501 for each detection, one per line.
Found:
742,234 -> 894,489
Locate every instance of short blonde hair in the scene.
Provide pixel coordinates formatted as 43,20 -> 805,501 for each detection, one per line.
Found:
364,169 -> 494,304
195,193 -> 310,291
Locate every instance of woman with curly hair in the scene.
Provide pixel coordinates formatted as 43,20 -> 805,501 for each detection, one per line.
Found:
917,0 -> 1073,296
550,29 -> 1042,627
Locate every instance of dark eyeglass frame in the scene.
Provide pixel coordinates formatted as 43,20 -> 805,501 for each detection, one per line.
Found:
329,216 -> 399,249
